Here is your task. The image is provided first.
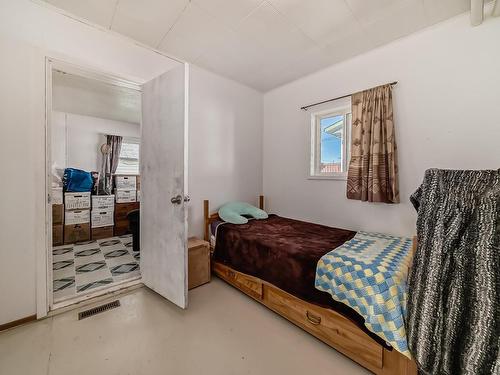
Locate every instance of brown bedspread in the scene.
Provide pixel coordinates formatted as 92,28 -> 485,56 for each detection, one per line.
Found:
213,215 -> 369,324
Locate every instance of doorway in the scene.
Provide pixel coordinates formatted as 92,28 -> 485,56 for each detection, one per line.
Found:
42,58 -> 189,316
47,60 -> 143,309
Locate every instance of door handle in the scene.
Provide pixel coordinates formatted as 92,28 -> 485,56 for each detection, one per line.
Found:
184,195 -> 190,202
170,195 -> 182,205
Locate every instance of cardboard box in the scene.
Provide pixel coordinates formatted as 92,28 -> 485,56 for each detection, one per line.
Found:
91,226 -> 114,240
65,192 -> 91,210
52,187 -> 63,205
115,175 -> 137,190
91,209 -> 114,228
64,223 -> 90,244
91,195 -> 115,210
52,204 -> 64,225
52,224 -> 63,246
65,209 -> 90,225
115,189 -> 136,203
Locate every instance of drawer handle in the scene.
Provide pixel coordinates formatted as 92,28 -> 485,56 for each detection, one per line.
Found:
306,311 -> 321,325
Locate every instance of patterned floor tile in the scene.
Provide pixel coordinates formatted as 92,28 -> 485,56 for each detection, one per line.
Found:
105,254 -> 136,268
110,263 -> 139,276
112,270 -> 141,282
74,253 -> 105,267
74,248 -> 101,257
53,260 -> 74,270
53,277 -> 75,292
103,249 -> 129,259
75,268 -> 113,286
52,246 -> 73,255
76,278 -> 114,293
75,261 -> 107,274
73,241 -> 99,251
99,239 -> 122,247
53,266 -> 75,280
53,251 -> 74,263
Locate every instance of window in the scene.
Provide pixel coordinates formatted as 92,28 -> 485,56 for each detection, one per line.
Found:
115,138 -> 140,175
310,103 -> 351,179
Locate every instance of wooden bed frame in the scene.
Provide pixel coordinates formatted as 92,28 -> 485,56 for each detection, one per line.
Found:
204,196 -> 417,375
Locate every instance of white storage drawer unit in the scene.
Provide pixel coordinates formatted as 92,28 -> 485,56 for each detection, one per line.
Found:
115,175 -> 137,190
65,192 -> 91,210
65,209 -> 90,225
115,189 -> 136,203
92,195 -> 115,210
91,209 -> 114,228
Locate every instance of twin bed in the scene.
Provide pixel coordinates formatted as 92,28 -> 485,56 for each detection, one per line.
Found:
204,196 -> 418,375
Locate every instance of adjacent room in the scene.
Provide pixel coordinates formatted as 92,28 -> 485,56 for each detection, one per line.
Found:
50,67 -> 142,305
0,1 -> 499,375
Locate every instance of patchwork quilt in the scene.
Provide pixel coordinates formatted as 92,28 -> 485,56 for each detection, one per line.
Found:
315,231 -> 413,358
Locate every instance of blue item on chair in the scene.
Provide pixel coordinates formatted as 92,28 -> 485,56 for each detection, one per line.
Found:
63,168 -> 94,192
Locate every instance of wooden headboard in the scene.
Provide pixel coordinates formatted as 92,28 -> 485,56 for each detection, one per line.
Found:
203,195 -> 264,242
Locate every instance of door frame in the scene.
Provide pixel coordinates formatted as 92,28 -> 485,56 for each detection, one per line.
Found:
40,57 -> 143,318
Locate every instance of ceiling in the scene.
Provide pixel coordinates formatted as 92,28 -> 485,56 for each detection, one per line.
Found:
52,70 -> 141,124
42,0 -> 474,92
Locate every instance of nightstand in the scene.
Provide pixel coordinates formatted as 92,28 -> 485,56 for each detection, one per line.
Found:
188,237 -> 211,289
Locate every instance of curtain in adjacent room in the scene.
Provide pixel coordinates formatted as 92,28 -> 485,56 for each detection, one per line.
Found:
346,84 -> 399,203
101,135 -> 122,195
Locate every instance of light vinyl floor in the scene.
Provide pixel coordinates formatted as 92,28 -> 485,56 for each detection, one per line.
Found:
0,278 -> 369,375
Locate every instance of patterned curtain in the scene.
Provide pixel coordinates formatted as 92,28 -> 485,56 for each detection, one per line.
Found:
100,135 -> 122,195
346,84 -> 399,203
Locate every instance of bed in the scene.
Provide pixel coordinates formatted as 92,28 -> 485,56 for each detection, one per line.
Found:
204,196 -> 417,375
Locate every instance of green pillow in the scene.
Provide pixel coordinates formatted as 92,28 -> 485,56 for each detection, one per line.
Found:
218,202 -> 268,224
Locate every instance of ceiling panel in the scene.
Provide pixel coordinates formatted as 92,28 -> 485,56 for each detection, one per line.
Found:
192,0 -> 263,27
268,0 -> 359,46
345,0 -> 402,24
423,0 -> 470,24
358,0 -> 428,48
158,2 -> 230,62
111,0 -> 188,47
236,2 -> 314,58
195,32 -> 270,82
44,0 -> 118,27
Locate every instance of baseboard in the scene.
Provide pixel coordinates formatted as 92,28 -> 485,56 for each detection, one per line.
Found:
0,314 -> 37,332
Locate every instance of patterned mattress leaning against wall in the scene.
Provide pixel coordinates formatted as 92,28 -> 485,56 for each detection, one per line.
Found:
315,231 -> 413,358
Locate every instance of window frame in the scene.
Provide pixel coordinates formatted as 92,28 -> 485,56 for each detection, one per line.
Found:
115,136 -> 140,176
309,104 -> 352,180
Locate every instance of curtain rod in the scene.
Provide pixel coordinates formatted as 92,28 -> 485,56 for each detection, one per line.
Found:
300,81 -> 398,111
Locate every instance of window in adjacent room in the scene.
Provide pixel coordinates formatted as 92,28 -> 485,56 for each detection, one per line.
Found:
310,101 -> 351,179
115,137 -> 140,175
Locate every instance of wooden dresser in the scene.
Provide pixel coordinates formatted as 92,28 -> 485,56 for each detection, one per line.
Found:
114,202 -> 140,236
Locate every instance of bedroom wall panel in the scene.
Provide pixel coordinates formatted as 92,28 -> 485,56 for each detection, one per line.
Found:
263,11 -> 500,236
188,65 -> 263,238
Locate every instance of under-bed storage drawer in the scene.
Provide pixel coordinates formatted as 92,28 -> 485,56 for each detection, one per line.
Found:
265,286 -> 383,369
213,263 -> 263,300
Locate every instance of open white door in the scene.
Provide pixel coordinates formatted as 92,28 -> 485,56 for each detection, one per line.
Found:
140,63 -> 188,308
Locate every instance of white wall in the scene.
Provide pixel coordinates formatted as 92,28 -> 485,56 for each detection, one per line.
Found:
0,0 -> 179,325
51,112 -> 140,173
263,12 -> 500,236
188,66 -> 263,238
